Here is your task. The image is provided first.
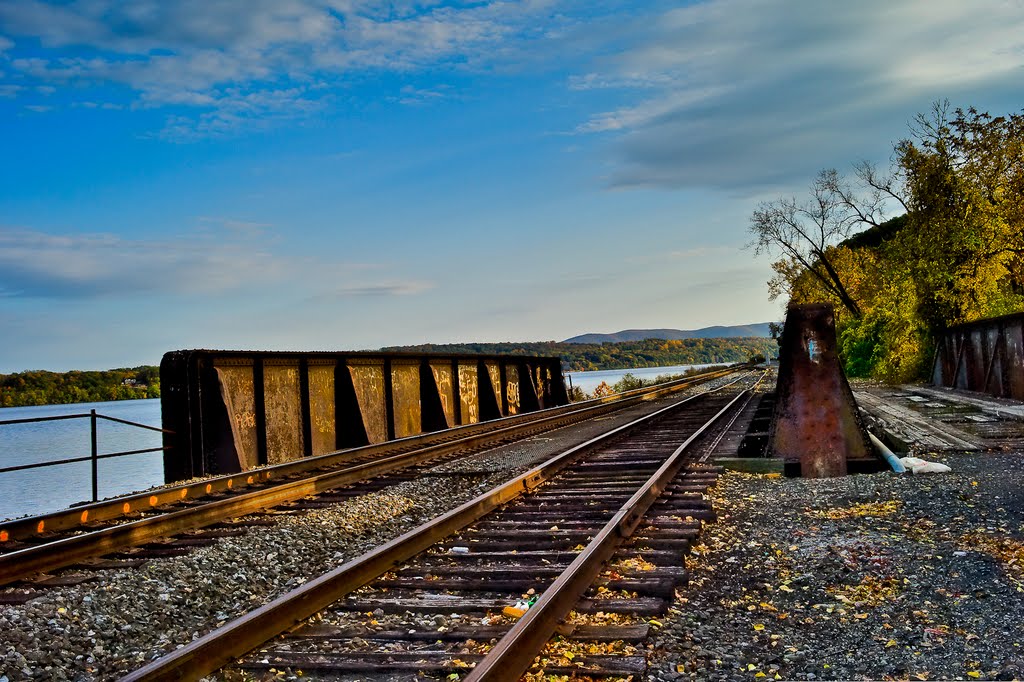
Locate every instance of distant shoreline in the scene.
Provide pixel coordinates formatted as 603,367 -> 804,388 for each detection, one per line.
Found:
0,367 -> 160,409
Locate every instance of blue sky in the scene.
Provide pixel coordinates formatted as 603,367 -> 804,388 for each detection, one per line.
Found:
1,0 -> 1023,372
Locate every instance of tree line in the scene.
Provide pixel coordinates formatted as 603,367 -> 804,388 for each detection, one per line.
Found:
385,337 -> 776,371
751,101 -> 1024,381
0,367 -> 161,408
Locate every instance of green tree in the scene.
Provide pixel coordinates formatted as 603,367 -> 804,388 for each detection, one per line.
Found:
760,101 -> 1024,382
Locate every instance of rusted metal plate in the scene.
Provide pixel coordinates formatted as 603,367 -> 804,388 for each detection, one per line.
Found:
306,362 -> 336,456
458,363 -> 479,425
768,304 -> 871,477
390,361 -> 421,439
263,360 -> 304,465
932,312 -> 1024,400
348,360 -> 388,445
213,361 -> 258,471
429,361 -> 456,428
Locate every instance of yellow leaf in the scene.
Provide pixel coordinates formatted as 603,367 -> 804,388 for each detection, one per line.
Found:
779,585 -> 794,593
967,672 -> 981,679
564,652 -> 575,661
886,639 -> 898,648
755,673 -> 766,678
747,664 -> 757,671
854,613 -> 869,619
753,623 -> 765,631
648,619 -> 663,627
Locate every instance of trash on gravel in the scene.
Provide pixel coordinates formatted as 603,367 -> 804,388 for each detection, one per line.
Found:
502,604 -> 527,618
502,595 -> 538,619
899,456 -> 952,474
448,546 -> 470,554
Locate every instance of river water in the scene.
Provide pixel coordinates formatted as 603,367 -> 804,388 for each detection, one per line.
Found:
0,399 -> 163,521
0,364 -> 717,521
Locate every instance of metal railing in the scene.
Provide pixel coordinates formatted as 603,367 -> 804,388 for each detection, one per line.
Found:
0,410 -> 172,503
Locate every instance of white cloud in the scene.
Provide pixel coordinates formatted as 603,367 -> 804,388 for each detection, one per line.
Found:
0,225 -> 434,303
573,0 -> 1024,189
0,0 -> 566,137
389,84 -> 452,105
0,227 -> 287,298
0,35 -> 13,51
322,281 -> 435,297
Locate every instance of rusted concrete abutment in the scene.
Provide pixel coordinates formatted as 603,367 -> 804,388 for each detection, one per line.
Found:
768,304 -> 873,477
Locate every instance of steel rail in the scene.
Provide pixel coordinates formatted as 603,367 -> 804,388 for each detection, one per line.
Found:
465,388 -> 748,681
120,376 -> 749,682
0,368 -> 745,585
700,369 -> 770,462
1,365 -> 741,543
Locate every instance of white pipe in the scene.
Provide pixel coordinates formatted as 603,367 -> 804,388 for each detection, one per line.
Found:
869,432 -> 906,473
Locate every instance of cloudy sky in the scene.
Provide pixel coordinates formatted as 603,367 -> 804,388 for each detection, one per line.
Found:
1,0 -> 1022,372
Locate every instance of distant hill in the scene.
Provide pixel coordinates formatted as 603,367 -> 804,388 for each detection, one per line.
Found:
563,323 -> 773,344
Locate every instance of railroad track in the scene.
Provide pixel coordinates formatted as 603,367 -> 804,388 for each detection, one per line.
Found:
0,365 -> 746,589
123,373 -> 758,681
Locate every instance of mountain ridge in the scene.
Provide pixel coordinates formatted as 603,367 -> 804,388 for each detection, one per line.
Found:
563,322 -> 772,344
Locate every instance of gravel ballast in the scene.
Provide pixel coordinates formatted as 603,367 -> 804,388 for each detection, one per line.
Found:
647,452 -> 1024,681
0,374 -> 747,680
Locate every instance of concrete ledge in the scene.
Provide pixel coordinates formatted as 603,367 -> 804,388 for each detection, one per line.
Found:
714,457 -> 785,474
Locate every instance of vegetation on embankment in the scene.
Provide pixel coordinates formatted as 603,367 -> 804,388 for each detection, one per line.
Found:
752,101 -> 1024,382
0,367 -> 161,408
384,337 -> 777,371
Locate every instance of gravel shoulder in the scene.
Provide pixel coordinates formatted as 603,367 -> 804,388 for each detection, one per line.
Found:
0,375 -> 744,681
647,452 -> 1024,681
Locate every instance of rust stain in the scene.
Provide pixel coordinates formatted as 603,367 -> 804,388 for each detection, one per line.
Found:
769,303 -> 871,477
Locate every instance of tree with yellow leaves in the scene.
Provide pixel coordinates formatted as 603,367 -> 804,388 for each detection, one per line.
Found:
752,101 -> 1024,382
